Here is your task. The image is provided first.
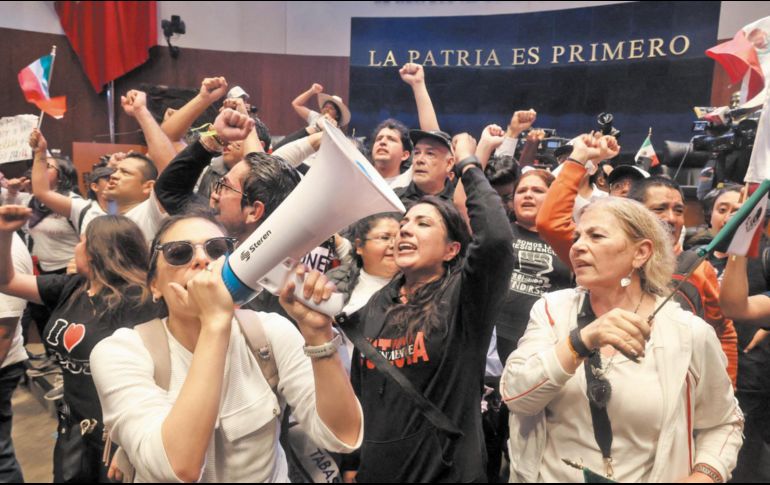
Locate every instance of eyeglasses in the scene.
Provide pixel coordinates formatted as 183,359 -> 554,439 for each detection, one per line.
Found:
152,237 -> 237,266
365,235 -> 395,244
211,177 -> 244,197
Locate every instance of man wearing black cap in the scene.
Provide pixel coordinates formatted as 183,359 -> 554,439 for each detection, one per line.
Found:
394,129 -> 455,206
607,164 -> 649,197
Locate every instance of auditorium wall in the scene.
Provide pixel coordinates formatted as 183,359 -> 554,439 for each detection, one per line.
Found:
0,1 -> 768,160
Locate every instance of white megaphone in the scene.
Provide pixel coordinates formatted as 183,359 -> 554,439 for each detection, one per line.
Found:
221,119 -> 406,316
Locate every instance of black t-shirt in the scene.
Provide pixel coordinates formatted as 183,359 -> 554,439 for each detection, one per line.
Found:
495,224 -> 572,344
38,274 -> 162,425
708,251 -> 770,393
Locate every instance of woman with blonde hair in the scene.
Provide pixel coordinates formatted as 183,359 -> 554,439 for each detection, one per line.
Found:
502,196 -> 743,483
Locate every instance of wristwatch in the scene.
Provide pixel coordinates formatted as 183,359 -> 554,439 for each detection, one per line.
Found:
453,156 -> 482,179
303,333 -> 342,360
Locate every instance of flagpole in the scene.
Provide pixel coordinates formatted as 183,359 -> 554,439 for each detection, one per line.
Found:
36,45 -> 57,130
647,254 -> 707,324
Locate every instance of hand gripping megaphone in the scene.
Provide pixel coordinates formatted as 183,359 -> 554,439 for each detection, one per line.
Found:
221,120 -> 406,316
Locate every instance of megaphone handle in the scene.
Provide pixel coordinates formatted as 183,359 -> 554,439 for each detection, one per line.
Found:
258,258 -> 345,318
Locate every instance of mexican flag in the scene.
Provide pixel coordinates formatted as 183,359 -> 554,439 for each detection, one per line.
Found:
635,135 -> 660,168
699,179 -> 770,258
17,55 -> 66,118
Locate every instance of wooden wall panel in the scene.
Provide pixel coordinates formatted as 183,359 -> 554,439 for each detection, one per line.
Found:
0,27 -> 349,161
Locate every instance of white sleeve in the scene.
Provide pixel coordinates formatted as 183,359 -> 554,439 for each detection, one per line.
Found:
0,235 -> 32,319
494,136 -> 519,157
90,329 -> 184,483
262,312 -> 363,452
130,192 -> 167,245
307,110 -> 321,127
691,320 -> 744,482
272,137 -> 316,168
500,297 -> 575,416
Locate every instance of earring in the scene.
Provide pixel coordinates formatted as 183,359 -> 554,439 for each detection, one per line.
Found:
620,268 -> 635,288
152,295 -> 159,303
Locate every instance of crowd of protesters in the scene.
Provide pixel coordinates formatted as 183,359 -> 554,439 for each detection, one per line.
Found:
0,61 -> 766,483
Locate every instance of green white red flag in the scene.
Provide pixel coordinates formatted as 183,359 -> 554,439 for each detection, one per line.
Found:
17,54 -> 66,119
635,135 -> 660,168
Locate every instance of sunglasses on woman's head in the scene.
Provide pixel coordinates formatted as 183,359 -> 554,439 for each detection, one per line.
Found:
152,237 -> 237,266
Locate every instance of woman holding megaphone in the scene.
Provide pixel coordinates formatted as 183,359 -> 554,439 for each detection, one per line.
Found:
342,133 -> 514,482
90,211 -> 362,483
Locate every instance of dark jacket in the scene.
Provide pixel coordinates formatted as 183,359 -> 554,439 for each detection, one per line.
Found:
155,140 -> 214,215
347,161 -> 513,482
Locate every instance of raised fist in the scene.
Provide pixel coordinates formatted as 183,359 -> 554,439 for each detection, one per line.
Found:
0,205 -> 32,234
508,110 -> 537,135
399,63 -> 425,86
222,97 -> 249,115
28,128 -> 47,155
121,90 -> 147,117
479,124 -> 505,150
199,77 -> 228,103
213,108 -> 255,143
452,133 -> 477,162
526,129 -> 546,143
311,83 -> 324,94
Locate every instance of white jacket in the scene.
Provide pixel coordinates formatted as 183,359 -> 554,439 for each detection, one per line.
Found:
501,289 -> 743,483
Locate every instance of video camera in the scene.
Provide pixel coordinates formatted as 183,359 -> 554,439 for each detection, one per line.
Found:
662,105 -> 760,198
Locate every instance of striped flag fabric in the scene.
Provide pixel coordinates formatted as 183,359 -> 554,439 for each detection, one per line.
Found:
699,179 -> 770,258
635,135 -> 660,168
17,55 -> 66,118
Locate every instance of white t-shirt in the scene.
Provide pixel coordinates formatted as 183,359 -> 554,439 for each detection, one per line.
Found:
28,192 -> 82,272
342,270 -> 391,316
385,169 -> 413,190
0,234 -> 32,368
78,192 -> 166,247
91,312 -> 362,483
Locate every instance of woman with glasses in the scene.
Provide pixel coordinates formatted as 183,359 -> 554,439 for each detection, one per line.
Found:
0,206 -> 160,482
502,197 -> 742,483
90,211 -> 362,483
327,213 -> 401,316
496,169 -> 571,363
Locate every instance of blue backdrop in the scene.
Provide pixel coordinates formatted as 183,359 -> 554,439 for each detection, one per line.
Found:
349,1 -> 722,153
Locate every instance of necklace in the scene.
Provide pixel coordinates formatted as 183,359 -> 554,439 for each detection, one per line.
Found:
594,293 -> 646,378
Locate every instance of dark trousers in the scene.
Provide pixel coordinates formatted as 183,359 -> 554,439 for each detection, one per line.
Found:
0,363 -> 26,483
52,402 -> 111,484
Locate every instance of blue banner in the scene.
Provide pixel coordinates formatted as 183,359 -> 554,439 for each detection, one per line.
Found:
349,1 -> 722,152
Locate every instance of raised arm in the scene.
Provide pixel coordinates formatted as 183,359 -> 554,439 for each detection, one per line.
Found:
155,109 -> 255,215
28,129 -> 73,217
475,124 -> 505,167
121,90 -> 177,173
161,76 -> 228,143
518,129 -> 545,167
0,206 -> 42,305
453,134 -> 514,336
536,134 -> 619,268
400,63 -> 440,131
720,255 -> 770,325
222,97 -> 264,155
292,83 -> 323,122
496,110 -> 537,158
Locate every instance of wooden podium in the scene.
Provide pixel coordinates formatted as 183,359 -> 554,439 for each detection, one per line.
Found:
72,142 -> 146,195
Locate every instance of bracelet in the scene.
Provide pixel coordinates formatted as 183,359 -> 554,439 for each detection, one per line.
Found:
303,333 -> 342,360
565,157 -> 585,166
565,335 -> 581,363
692,463 -> 723,483
569,328 -> 594,358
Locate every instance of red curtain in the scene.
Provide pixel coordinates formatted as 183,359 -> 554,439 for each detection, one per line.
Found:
55,1 -> 157,93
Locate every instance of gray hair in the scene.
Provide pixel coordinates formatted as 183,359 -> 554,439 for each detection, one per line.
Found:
583,197 -> 676,296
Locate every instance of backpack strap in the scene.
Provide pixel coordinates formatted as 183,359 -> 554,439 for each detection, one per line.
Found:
134,318 -> 172,391
234,309 -> 279,393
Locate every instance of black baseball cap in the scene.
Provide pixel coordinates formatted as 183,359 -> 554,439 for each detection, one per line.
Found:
90,166 -> 115,183
607,164 -> 649,186
409,129 -> 453,152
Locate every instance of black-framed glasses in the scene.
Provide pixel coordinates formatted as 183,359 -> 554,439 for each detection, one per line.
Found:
152,237 -> 237,266
211,176 -> 244,197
